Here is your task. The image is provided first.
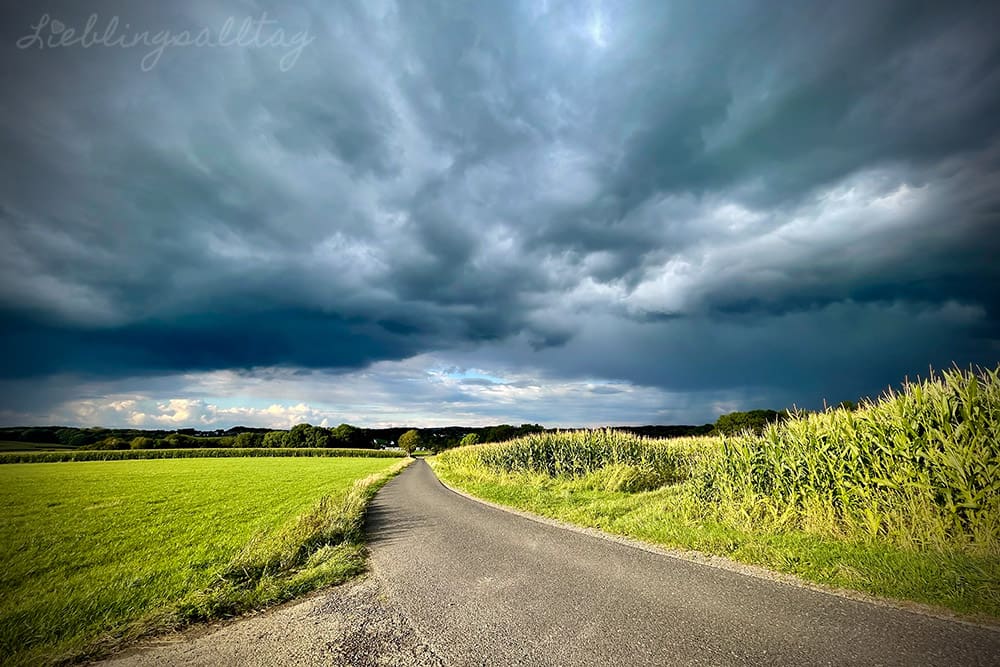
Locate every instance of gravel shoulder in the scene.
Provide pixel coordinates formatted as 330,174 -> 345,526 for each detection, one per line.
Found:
98,577 -> 444,667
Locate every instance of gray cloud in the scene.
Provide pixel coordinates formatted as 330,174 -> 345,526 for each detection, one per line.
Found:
1,0 -> 998,424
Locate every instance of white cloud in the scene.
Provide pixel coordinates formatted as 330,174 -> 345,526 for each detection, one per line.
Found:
622,167 -> 938,317
2,355 -> 752,429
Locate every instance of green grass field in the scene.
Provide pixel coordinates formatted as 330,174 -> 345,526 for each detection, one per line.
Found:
0,456 -> 403,665
432,367 -> 1000,619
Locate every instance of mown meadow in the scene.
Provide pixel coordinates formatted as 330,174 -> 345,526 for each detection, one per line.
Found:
432,366 -> 1000,619
0,456 -> 407,666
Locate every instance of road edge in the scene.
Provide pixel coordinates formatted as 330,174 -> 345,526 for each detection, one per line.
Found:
427,460 -> 1000,633
88,457 -> 418,666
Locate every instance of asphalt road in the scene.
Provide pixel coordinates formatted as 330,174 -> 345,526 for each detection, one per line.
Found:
366,459 -> 1000,667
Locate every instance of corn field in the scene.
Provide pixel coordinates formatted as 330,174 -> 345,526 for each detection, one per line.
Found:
436,366 -> 1000,553
710,366 -> 1000,552
442,428 -> 711,489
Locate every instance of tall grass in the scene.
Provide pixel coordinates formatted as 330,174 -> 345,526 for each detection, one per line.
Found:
437,366 -> 1000,554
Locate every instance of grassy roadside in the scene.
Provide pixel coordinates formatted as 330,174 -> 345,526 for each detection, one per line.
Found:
430,462 -> 1000,619
430,367 -> 1000,620
0,456 -> 411,666
171,456 -> 412,623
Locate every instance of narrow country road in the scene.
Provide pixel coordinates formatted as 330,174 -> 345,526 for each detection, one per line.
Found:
105,459 -> 1000,666
365,459 -> 1000,667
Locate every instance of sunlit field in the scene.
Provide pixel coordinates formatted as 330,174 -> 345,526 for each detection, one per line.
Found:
0,456 -> 403,665
433,366 -> 1000,618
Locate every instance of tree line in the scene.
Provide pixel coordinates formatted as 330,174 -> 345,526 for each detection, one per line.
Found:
1,403 -> 863,452
0,422 -> 551,452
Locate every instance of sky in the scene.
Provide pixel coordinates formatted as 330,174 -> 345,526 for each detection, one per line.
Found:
1,0 -> 998,429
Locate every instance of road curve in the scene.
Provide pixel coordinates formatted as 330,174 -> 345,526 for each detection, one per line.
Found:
366,459 -> 1000,667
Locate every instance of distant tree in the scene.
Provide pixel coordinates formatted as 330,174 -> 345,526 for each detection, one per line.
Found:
330,423 -> 356,444
285,423 -> 314,448
56,428 -> 93,447
481,425 -> 516,443
234,432 -> 263,448
477,424 -> 542,443
12,427 -> 61,444
130,436 -> 156,450
277,424 -> 336,448
262,431 -> 288,448
88,436 -> 128,451
459,433 -> 480,447
713,410 -> 787,436
163,433 -> 201,448
330,423 -> 373,448
398,429 -> 421,455
78,428 -> 108,447
423,434 -> 452,454
836,400 -> 858,412
306,426 -> 331,448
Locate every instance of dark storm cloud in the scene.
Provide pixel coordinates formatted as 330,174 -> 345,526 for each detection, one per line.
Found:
1,0 -> 999,416
0,308 -> 422,378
